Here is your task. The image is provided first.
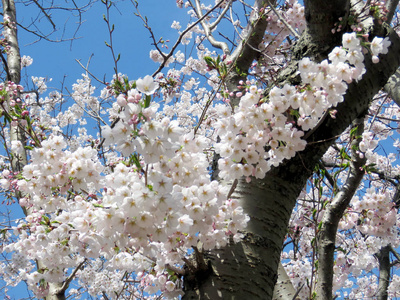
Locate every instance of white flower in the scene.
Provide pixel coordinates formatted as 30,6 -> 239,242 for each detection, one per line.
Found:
136,75 -> 159,95
342,32 -> 360,50
165,280 -> 176,292
21,55 -> 33,67
11,140 -> 24,154
171,21 -> 181,30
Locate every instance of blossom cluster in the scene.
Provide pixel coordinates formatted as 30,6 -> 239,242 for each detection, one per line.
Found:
4,76 -> 249,298
214,32 -> 390,182
5,131 -> 248,297
341,188 -> 399,236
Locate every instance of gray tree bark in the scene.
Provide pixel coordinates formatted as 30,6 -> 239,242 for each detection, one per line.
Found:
2,0 -> 27,172
2,1 -> 67,299
182,0 -> 400,299
272,263 -> 299,300
315,117 -> 366,300
376,245 -> 390,300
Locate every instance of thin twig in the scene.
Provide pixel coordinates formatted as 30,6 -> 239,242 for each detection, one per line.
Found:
151,0 -> 227,77
190,0 -> 230,53
266,0 -> 300,39
75,57 -> 108,85
58,259 -> 86,294
227,179 -> 238,199
32,0 -> 56,30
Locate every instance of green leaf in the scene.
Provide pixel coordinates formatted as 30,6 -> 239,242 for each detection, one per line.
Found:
60,239 -> 69,246
204,56 -> 215,68
130,154 -> 142,170
42,215 -> 50,223
144,94 -> 151,108
350,126 -> 358,138
339,147 -> 351,160
318,221 -> 322,231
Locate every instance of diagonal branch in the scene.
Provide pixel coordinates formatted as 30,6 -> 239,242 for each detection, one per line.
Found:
316,117 -> 367,300
224,0 -> 270,105
151,0 -> 227,77
266,0 -> 300,38
32,0 -> 56,30
190,0 -> 230,54
385,0 -> 399,25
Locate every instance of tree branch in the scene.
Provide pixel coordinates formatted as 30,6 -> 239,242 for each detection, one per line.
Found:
266,0 -> 300,39
151,0 -> 227,77
57,260 -> 86,295
225,0 -> 270,105
272,262 -> 301,300
385,0 -> 399,25
32,0 -> 56,30
376,245 -> 390,300
316,116 -> 367,300
190,0 -> 230,54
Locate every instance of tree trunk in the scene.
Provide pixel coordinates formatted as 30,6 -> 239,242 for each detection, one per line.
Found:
376,246 -> 390,300
316,118 -> 366,300
183,14 -> 400,300
183,175 -> 305,299
2,1 -> 66,299
272,263 -> 299,300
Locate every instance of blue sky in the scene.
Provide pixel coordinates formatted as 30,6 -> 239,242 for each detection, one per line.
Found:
18,1 -> 190,90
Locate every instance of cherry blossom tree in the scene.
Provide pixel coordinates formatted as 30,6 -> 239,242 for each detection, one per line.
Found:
1,0 -> 400,299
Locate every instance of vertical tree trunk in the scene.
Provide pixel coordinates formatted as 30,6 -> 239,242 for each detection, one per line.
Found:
2,0 -> 27,173
183,24 -> 400,300
2,2 -> 66,299
376,246 -> 390,300
272,263 -> 299,300
316,118 -> 366,300
183,174 -> 307,299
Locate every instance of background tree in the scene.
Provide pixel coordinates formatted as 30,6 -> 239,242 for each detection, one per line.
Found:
1,1 -> 400,300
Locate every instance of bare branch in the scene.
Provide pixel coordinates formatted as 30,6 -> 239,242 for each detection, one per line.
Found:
224,0 -> 270,105
209,0 -> 232,31
266,0 -> 300,39
385,0 -> 399,25
151,0 -> 227,77
376,246 -> 390,300
189,0 -> 230,54
389,245 -> 400,262
316,117 -> 367,300
32,0 -> 56,30
57,260 -> 86,294
75,57 -> 108,86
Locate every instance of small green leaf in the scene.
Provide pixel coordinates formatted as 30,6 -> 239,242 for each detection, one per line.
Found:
144,94 -> 151,108
130,154 -> 142,170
